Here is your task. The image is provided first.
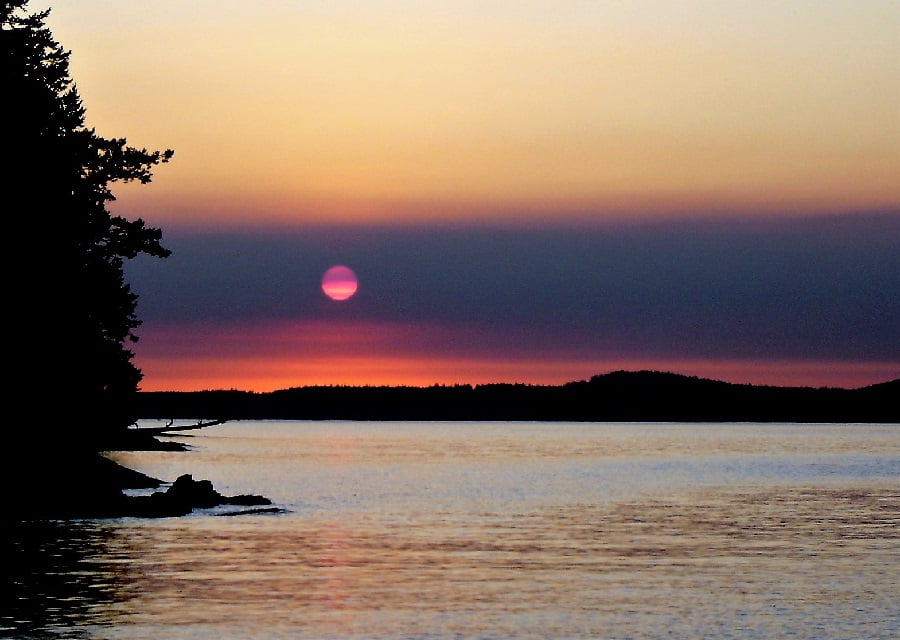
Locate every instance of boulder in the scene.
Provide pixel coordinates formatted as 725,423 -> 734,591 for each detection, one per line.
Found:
123,474 -> 272,518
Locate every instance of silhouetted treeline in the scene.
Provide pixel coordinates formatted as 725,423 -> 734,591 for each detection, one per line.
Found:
4,1 -> 180,520
136,371 -> 899,423
4,1 -> 172,450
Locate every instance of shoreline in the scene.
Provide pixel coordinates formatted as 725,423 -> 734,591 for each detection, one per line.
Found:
135,371 -> 900,424
2,428 -> 271,522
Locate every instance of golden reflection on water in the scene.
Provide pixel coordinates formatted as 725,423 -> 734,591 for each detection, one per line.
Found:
12,484 -> 889,639
116,421 -> 900,469
4,423 -> 899,639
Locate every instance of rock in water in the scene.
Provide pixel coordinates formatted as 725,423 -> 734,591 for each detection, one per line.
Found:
165,474 -> 223,509
124,474 -> 272,518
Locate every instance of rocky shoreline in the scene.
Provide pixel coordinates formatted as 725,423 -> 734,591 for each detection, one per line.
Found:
117,473 -> 276,518
3,427 -> 276,521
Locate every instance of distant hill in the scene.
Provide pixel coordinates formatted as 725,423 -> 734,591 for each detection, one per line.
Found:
135,371 -> 899,423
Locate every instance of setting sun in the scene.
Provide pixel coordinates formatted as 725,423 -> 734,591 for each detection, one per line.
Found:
321,265 -> 358,301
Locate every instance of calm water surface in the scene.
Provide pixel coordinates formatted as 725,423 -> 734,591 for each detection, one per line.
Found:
4,421 -> 899,639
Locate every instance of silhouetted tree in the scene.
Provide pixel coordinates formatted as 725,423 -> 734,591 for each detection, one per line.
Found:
2,1 -> 172,449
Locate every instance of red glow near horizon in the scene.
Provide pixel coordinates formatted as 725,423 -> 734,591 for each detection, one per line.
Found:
131,320 -> 899,392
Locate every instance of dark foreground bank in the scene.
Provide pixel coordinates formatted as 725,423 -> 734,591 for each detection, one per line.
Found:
1,434 -> 272,522
5,371 -> 895,521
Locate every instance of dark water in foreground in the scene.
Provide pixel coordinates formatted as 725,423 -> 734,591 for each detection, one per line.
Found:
4,422 -> 899,639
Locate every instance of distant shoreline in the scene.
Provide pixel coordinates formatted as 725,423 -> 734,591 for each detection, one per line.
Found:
136,370 -> 899,424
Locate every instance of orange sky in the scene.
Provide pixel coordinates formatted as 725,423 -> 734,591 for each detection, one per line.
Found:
136,350 -> 900,393
131,319 -> 900,392
31,1 -> 900,390
41,1 -> 899,229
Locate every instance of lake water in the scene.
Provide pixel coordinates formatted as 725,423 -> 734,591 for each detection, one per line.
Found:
3,421 -> 899,639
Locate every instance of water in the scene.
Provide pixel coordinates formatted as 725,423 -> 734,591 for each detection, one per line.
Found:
3,421 -> 899,639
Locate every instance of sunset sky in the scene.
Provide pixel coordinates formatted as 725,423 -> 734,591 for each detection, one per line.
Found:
40,0 -> 899,390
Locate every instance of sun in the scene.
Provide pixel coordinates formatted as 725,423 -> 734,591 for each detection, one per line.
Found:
321,265 -> 358,301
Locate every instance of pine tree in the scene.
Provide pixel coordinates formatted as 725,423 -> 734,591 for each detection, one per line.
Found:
2,1 -> 172,451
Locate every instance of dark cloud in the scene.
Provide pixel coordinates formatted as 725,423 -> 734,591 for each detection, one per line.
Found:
125,211 -> 900,362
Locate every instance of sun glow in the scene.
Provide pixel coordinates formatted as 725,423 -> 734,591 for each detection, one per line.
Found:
131,320 -> 899,392
321,265 -> 358,301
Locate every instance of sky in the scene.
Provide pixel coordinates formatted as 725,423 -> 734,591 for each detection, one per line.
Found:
38,0 -> 899,391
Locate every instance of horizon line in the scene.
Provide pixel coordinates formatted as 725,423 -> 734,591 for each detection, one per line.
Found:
137,369 -> 900,395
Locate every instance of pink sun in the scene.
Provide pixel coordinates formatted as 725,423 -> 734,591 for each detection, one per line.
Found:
321,265 -> 358,301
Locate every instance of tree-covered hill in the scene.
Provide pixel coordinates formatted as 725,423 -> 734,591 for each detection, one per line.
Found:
136,371 -> 899,423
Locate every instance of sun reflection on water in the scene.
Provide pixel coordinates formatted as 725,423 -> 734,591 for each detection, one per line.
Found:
4,422 -> 899,639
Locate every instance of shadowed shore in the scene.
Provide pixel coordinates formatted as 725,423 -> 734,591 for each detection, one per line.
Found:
2,427 -> 271,522
4,371 -> 895,522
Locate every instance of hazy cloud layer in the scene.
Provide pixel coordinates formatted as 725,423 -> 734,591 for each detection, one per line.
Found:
126,212 -> 900,363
